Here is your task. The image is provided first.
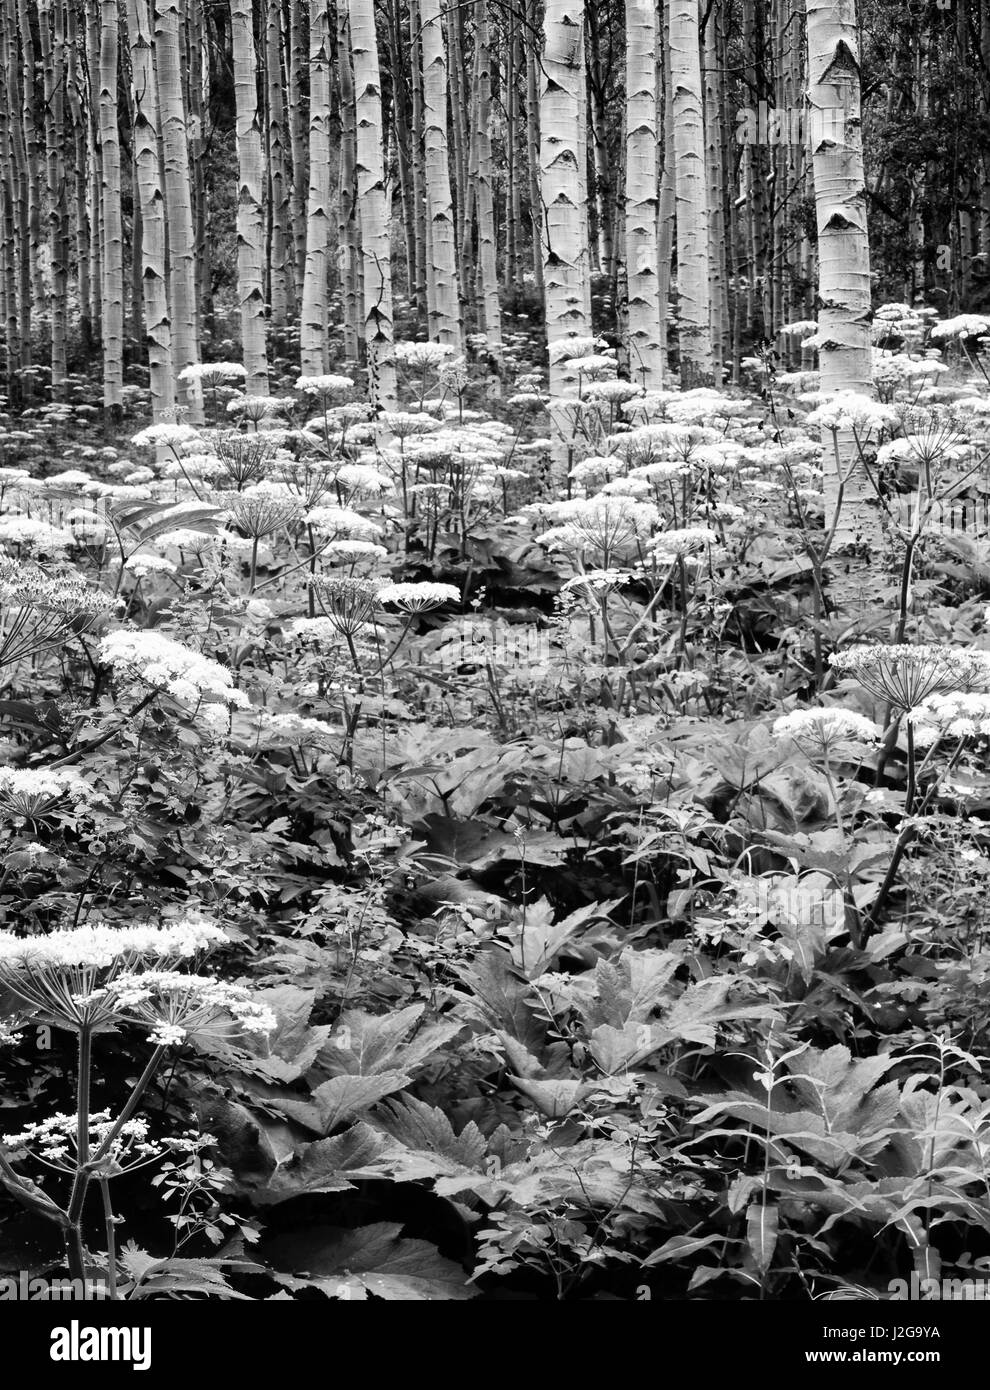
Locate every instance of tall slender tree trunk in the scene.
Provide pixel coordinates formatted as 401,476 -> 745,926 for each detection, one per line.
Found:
39,0 -> 69,398
670,0 -> 714,387
806,0 -> 874,544
541,0 -> 591,453
300,0 -> 332,376
336,5 -> 363,360
472,0 -> 502,360
127,0 -> 176,421
420,0 -> 462,348
265,0 -> 292,325
99,0 -> 124,414
155,0 -> 203,420
348,0 -> 397,411
231,0 -> 270,393
624,0 -> 664,389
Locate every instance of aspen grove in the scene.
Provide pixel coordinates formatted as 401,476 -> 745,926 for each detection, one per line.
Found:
4,0 -> 990,1327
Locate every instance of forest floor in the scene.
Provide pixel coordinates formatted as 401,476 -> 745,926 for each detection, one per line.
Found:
2,304 -> 990,1305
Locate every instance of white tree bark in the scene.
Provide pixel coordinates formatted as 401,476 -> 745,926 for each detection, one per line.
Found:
127,0 -> 176,421
231,0 -> 270,394
624,0 -> 664,390
669,0 -> 714,387
348,0 -> 397,412
540,0 -> 591,450
98,0 -> 123,412
419,0 -> 462,349
806,0 -> 875,547
300,0 -> 332,377
154,0 -> 203,421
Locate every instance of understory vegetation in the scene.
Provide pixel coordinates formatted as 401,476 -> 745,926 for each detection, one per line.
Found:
4,305 -> 990,1300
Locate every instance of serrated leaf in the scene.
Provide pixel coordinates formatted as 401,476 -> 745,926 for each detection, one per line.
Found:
255,1123 -> 394,1205
264,1223 -> 475,1300
311,1073 -> 412,1132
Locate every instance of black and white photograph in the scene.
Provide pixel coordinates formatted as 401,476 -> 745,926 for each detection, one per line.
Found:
0,0 -> 981,1364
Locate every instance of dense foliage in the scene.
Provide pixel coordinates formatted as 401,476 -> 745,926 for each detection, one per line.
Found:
3,306 -> 990,1301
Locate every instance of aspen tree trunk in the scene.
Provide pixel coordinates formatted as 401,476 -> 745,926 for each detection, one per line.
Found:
348,0 -> 397,411
669,0 -> 714,388
541,0 -> 591,453
806,0 -> 872,394
4,0 -> 31,387
473,0 -> 503,360
336,5 -> 363,360
585,3 -> 614,281
524,0 -> 543,295
300,0 -> 332,376
741,0 -> 767,339
39,0 -> 69,397
805,0 -> 874,547
127,0 -> 176,421
231,0 -> 270,394
287,0 -> 308,307
302,0 -> 334,373
504,11 -> 519,294
65,3 -> 92,354
99,0 -> 124,414
0,54 -> 19,395
265,0 -> 292,324
84,0 -> 103,349
702,8 -> 725,381
624,0 -> 664,390
155,0 -> 203,421
910,21 -> 928,299
17,0 -> 44,319
981,0 -> 990,264
409,0 -> 428,315
186,3 -> 211,336
657,0 -> 674,354
383,0 -> 417,308
420,0 -> 462,349
446,0 -> 469,299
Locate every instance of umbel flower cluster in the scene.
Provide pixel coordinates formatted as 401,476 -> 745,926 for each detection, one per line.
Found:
829,644 -> 990,712
0,558 -> 119,667
0,766 -> 94,821
98,629 -> 249,713
2,1112 -> 158,1171
0,916 -> 275,1045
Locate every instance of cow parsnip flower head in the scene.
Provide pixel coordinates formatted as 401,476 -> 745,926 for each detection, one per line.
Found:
131,423 -> 204,450
177,362 -> 247,385
295,373 -> 355,397
806,392 -> 900,434
83,970 -> 277,1047
773,708 -> 880,756
222,490 -> 302,538
0,514 -> 75,555
3,1112 -> 159,1173
213,430 -> 281,486
376,582 -> 460,614
0,916 -> 227,1032
829,644 -> 990,711
305,505 -> 383,541
310,576 -> 381,635
928,315 -> 990,342
379,411 -> 441,439
0,766 -> 93,821
912,690 -> 990,743
98,629 -> 248,710
393,341 -> 455,370
0,562 -> 119,667
649,527 -> 718,564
